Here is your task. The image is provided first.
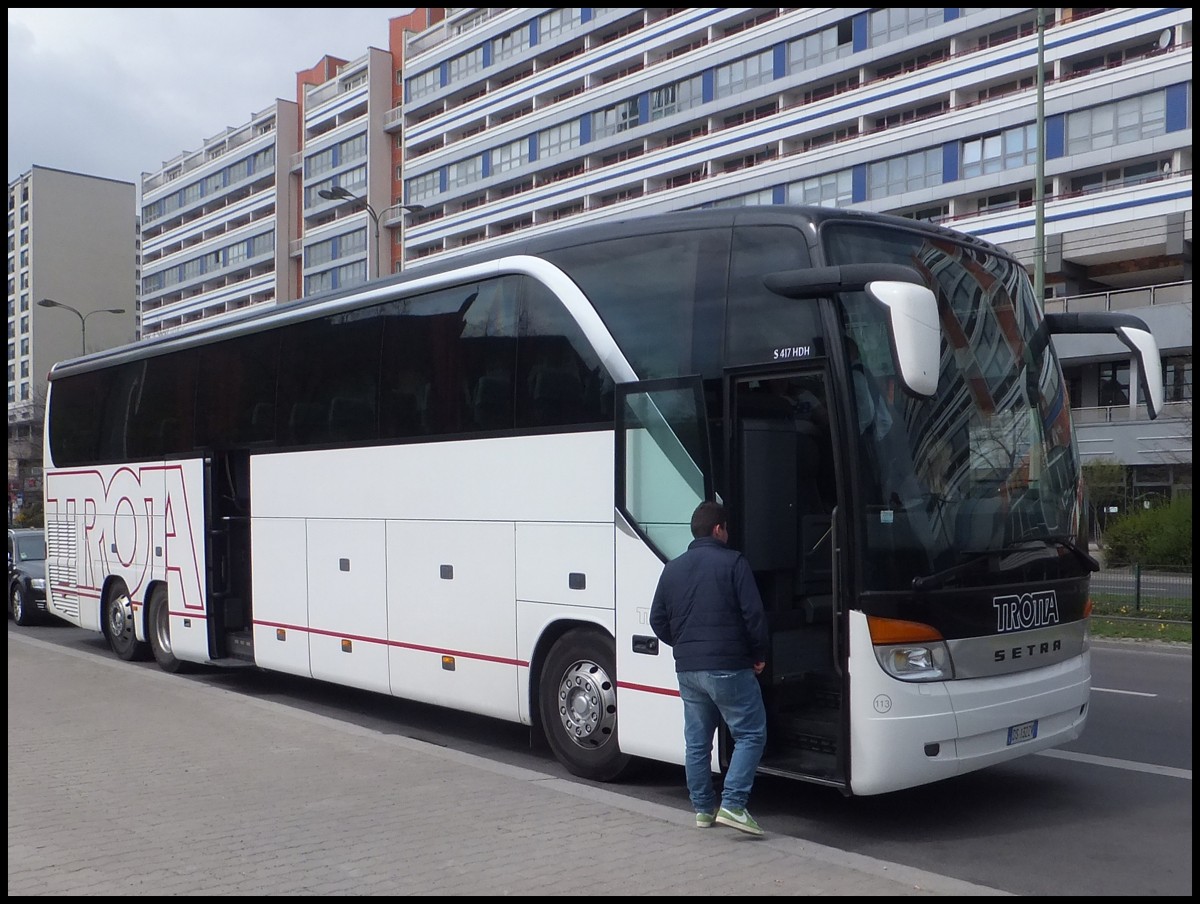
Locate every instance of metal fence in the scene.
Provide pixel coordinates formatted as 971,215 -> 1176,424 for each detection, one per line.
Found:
1089,563 -> 1193,622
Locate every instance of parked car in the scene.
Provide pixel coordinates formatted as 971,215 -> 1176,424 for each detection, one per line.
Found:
8,528 -> 48,626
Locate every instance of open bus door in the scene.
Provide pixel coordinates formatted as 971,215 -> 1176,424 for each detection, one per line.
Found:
727,365 -> 848,789
613,376 -> 715,766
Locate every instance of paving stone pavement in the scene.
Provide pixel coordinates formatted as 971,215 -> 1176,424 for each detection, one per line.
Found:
7,632 -> 1009,896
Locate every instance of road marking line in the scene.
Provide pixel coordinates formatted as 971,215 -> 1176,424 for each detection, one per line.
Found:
1091,686 -> 1156,697
1037,748 -> 1191,780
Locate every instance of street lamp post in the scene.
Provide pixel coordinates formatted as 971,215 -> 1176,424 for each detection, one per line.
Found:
1033,8 -> 1047,312
381,202 -> 426,274
319,186 -> 425,279
319,185 -> 382,280
37,298 -> 126,356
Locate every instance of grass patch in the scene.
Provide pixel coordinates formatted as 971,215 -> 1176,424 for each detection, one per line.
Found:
1090,617 -> 1192,644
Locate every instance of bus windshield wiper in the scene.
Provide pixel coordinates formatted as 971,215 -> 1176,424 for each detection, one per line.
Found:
1044,536 -> 1101,573
912,551 -> 994,592
913,537 -> 1099,592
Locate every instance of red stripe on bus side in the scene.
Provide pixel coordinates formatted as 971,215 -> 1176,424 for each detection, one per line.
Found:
252,620 -> 527,667
617,681 -> 680,698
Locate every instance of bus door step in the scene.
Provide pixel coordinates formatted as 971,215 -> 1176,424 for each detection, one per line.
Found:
224,630 -> 255,662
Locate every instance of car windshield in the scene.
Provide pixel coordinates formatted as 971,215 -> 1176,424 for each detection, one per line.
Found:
16,535 -> 46,561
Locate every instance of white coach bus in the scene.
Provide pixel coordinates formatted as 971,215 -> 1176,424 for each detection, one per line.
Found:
42,206 -> 1162,795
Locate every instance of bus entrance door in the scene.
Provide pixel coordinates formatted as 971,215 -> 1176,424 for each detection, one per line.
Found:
204,450 -> 255,662
728,370 -> 845,787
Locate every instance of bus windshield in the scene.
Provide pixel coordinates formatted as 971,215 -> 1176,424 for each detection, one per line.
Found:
822,222 -> 1081,591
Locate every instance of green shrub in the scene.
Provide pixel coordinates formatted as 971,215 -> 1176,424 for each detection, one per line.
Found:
12,499 -> 43,528
1103,495 -> 1192,567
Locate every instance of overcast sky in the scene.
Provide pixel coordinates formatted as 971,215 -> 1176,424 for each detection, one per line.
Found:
8,8 -> 412,187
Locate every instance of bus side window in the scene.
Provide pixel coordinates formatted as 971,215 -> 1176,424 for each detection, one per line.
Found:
460,278 -> 517,433
516,278 -> 608,428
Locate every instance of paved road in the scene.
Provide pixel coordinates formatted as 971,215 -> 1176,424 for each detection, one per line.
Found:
6,631 -> 1009,896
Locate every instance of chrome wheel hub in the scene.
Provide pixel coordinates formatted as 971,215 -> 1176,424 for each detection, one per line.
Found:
556,659 -> 617,749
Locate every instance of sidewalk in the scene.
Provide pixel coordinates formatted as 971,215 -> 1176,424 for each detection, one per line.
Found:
7,632 -> 1008,896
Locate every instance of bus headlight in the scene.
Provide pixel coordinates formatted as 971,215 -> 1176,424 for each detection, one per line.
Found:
867,615 -> 955,682
874,642 -> 952,681
30,578 -> 46,590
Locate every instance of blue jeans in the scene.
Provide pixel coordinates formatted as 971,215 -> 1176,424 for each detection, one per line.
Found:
677,668 -> 766,813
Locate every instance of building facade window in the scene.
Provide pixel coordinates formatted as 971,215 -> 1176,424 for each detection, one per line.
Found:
492,137 -> 529,174
493,25 -> 531,63
649,75 -> 703,121
714,49 -> 773,100
1066,91 -> 1167,155
408,66 -> 441,101
406,170 -> 441,203
537,120 -> 581,159
869,7 -> 944,46
1098,361 -> 1131,406
789,170 -> 854,207
867,147 -> 943,199
448,156 -> 483,189
788,22 -> 853,72
1163,355 -> 1192,402
961,123 -> 1038,179
593,98 -> 639,139
449,47 -> 485,83
539,8 -> 582,42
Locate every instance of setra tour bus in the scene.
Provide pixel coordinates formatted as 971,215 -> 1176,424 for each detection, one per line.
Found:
42,206 -> 1163,796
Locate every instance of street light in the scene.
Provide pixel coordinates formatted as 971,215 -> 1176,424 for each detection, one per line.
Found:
37,298 -> 126,356
319,186 -> 425,279
381,202 -> 426,274
1033,8 -> 1047,311
318,185 -> 382,280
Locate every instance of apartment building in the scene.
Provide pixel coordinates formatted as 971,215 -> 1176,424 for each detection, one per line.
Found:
116,8 -> 1192,508
6,165 -> 137,511
138,102 -> 300,337
138,9 -> 444,336
394,7 -> 1191,504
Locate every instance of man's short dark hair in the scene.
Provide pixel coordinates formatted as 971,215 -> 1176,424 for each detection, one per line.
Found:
691,501 -> 726,538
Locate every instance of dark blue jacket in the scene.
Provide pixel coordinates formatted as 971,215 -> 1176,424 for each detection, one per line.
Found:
649,536 -> 769,672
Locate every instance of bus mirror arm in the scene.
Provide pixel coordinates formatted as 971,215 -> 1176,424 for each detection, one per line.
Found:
1044,312 -> 1164,419
763,265 -> 940,399
763,264 -> 926,299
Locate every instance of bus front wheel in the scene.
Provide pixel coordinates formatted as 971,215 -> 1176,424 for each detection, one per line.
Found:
539,628 -> 631,782
148,585 -> 188,673
103,582 -> 150,662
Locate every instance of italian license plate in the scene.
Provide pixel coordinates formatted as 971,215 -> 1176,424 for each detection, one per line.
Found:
1007,720 -> 1038,745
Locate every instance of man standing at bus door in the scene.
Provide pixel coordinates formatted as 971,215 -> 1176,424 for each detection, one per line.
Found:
649,501 -> 769,836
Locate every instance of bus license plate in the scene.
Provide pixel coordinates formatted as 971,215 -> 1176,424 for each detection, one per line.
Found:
1007,720 -> 1038,746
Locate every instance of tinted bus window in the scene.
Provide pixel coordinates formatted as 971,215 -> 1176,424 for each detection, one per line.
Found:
461,277 -> 518,432
278,309 -> 385,447
379,278 -> 517,438
127,350 -> 197,458
48,369 -> 114,466
196,331 -> 280,447
97,362 -> 144,462
542,228 -> 731,380
726,225 -> 817,366
516,278 -> 611,428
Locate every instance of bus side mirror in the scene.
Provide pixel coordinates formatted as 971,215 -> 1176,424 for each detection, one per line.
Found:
764,264 -> 940,398
1044,312 -> 1164,419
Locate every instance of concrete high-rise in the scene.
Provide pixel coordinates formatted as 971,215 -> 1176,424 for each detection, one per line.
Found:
6,165 -> 136,514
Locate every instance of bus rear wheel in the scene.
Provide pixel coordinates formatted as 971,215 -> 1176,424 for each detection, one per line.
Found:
539,629 -> 631,782
148,585 -> 188,673
103,582 -> 150,662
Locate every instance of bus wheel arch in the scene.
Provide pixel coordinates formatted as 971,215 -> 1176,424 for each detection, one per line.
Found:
101,578 -> 150,662
147,583 -> 189,673
537,624 -> 632,782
